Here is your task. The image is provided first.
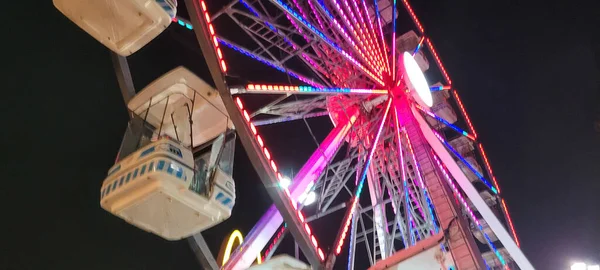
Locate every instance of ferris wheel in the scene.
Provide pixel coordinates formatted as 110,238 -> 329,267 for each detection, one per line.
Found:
54,0 -> 535,269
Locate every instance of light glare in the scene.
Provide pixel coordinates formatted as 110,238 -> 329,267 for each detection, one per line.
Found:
572,263 -> 587,270
403,52 -> 433,107
304,191 -> 317,205
588,265 -> 600,270
280,176 -> 292,189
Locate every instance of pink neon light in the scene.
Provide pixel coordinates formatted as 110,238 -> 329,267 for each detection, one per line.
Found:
298,211 -> 305,222
236,97 -> 244,109
305,224 -> 311,234
331,0 -> 382,75
250,123 -> 257,135
311,235 -> 318,247
318,248 -> 325,261
264,148 -> 271,160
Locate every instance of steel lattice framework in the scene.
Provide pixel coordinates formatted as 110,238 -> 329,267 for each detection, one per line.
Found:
177,0 -> 534,269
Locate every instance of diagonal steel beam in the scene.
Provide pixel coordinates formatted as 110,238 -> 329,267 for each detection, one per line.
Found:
185,0 -> 321,267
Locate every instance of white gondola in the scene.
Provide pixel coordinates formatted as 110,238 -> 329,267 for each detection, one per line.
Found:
53,0 -> 176,56
100,67 -> 236,240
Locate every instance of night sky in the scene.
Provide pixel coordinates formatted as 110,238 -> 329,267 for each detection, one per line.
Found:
2,1 -> 599,270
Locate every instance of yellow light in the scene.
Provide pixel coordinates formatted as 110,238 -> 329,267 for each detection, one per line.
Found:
221,230 -> 262,266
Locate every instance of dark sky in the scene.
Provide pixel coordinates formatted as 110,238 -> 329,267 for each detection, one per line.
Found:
2,1 -> 599,270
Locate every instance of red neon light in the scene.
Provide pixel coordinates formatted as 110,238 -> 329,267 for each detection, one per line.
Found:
401,0 -> 424,33
425,38 -> 452,85
451,90 -> 478,138
199,1 -> 227,72
298,211 -> 305,222
501,199 -> 521,247
477,143 -> 500,193
235,97 -> 324,261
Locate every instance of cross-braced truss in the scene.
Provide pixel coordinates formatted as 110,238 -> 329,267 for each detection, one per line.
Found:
180,0 -> 534,269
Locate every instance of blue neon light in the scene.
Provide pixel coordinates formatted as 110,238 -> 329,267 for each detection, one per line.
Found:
441,139 -> 498,194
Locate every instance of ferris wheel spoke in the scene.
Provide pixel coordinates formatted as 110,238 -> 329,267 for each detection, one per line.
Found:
222,105 -> 360,269
327,0 -> 386,76
412,106 -> 535,270
232,83 -> 388,95
218,38 -> 327,87
415,104 -> 477,141
431,131 -> 498,194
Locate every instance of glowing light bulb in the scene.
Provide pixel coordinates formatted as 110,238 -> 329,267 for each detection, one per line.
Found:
280,176 -> 292,189
303,191 -> 316,205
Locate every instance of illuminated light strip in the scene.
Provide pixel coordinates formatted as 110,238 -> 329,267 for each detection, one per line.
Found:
328,0 -> 383,75
415,105 -> 476,141
334,98 -> 393,255
402,127 -> 438,233
350,0 -> 388,74
451,90 -> 478,138
313,0 -> 376,75
279,0 -> 385,86
433,132 -> 498,194
235,97 -> 325,261
218,39 -> 325,88
501,199 -> 521,247
363,0 -> 390,74
244,84 -> 387,94
262,225 -> 287,261
342,0 -> 386,73
429,85 -> 452,91
307,0 -> 326,30
393,107 -> 418,245
222,230 -> 263,265
177,11 -> 318,78
432,154 -> 507,266
392,0 -> 397,81
425,38 -> 452,85
478,142 -> 521,246
198,1 -> 227,72
400,0 -> 424,34
477,144 -> 501,193
413,36 -> 425,56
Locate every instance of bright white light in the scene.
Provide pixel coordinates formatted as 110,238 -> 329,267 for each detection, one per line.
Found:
303,191 -> 316,206
403,52 -> 433,107
588,265 -> 600,270
572,263 -> 587,270
279,177 -> 292,189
